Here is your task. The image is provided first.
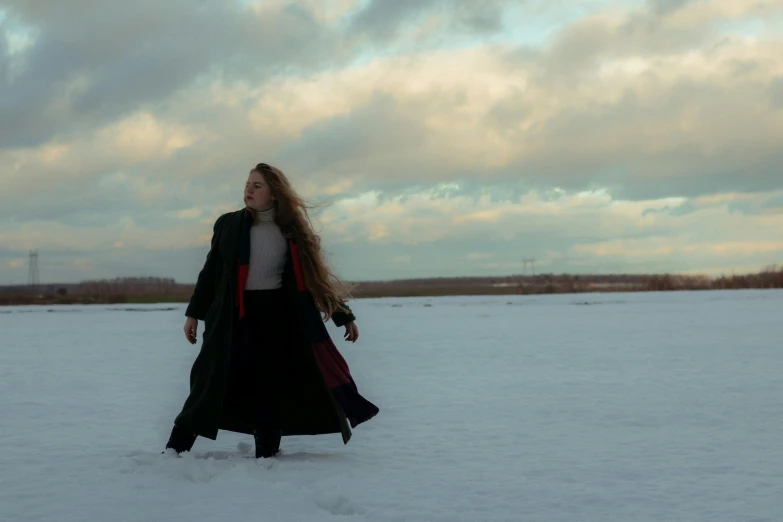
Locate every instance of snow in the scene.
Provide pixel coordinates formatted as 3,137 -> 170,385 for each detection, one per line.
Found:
1,289 -> 783,521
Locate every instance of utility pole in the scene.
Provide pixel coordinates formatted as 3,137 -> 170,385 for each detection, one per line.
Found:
522,257 -> 536,276
28,249 -> 39,288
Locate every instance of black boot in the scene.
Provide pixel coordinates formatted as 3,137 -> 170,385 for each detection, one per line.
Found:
253,428 -> 282,458
164,425 -> 197,454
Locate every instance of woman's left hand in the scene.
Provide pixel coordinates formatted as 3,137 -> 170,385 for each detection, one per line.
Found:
344,321 -> 359,343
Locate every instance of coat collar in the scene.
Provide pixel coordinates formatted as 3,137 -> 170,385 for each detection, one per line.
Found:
218,209 -> 246,270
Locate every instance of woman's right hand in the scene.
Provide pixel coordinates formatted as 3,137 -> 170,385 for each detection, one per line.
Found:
184,317 -> 198,345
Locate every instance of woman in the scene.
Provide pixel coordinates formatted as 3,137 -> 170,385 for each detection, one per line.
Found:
165,163 -> 379,458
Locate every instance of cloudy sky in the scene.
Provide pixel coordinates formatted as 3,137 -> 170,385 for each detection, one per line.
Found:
1,0 -> 782,284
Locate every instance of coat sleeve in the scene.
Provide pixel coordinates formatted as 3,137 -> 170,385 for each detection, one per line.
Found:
331,301 -> 356,327
185,214 -> 226,321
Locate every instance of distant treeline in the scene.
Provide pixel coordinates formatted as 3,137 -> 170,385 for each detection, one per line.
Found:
0,267 -> 781,306
349,265 -> 783,298
0,277 -> 192,306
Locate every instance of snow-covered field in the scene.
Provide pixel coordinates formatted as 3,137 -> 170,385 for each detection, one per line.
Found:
2,289 -> 782,522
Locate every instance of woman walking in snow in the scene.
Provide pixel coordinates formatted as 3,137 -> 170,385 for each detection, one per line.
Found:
165,163 -> 378,458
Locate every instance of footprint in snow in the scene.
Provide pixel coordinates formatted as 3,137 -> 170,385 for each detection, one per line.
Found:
314,494 -> 365,516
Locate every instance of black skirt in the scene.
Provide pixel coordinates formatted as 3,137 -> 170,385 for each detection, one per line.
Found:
227,287 -> 288,430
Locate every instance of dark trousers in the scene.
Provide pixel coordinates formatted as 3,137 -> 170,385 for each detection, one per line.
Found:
243,288 -> 287,431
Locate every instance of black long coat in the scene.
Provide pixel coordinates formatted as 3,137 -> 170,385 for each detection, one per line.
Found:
173,209 -> 365,443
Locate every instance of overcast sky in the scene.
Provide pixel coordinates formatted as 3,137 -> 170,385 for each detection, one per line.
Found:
1,0 -> 782,284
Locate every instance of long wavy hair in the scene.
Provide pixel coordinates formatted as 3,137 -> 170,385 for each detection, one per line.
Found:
248,163 -> 353,320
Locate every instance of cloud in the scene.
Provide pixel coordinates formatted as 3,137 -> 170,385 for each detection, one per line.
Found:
277,93 -> 432,179
648,0 -> 695,17
6,0 -> 781,203
465,252 -> 495,261
348,0 -> 508,41
306,185 -> 783,275
2,183 -> 782,282
269,32 -> 783,199
0,257 -> 26,271
2,0 -> 783,283
770,76 -> 783,107
350,0 -> 437,39
0,0 -> 350,150
572,238 -> 783,266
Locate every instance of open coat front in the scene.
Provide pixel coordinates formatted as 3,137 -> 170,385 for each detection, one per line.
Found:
174,209 -> 378,443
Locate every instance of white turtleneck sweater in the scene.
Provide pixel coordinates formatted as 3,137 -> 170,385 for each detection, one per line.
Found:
245,206 -> 288,290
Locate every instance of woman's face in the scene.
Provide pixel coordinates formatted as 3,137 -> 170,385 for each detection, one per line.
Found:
244,170 -> 276,211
